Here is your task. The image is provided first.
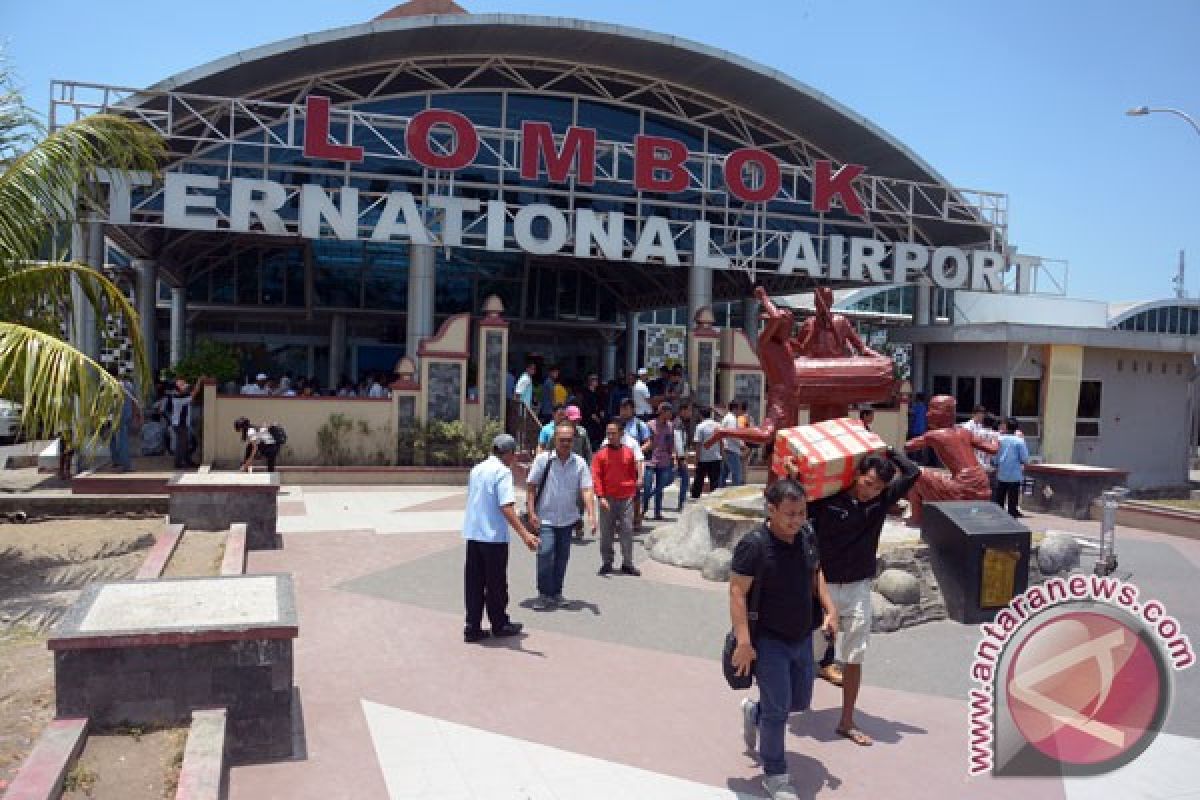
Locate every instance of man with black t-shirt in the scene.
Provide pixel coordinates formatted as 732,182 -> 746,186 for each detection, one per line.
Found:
809,450 -> 919,747
729,479 -> 836,800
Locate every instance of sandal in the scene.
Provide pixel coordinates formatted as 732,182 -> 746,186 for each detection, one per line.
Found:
836,727 -> 873,747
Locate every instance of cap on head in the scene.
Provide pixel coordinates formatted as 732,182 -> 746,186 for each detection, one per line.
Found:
565,405 -> 582,421
492,433 -> 517,454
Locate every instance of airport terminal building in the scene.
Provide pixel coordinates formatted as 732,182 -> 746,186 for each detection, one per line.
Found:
53,0 -> 1198,486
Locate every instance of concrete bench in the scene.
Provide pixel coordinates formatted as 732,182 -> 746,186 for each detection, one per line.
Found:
168,472 -> 280,550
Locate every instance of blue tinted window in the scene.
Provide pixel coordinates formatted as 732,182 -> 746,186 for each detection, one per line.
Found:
429,93 -> 503,128
507,94 -> 573,133
577,101 -> 640,142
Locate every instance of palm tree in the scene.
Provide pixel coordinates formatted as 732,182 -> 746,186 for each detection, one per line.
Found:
0,68 -> 163,450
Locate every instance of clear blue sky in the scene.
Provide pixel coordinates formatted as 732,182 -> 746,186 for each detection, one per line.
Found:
5,0 -> 1199,303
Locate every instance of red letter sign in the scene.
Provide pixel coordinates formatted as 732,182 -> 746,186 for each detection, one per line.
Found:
520,122 -> 597,185
813,160 -> 866,216
633,135 -> 690,193
725,148 -> 781,203
405,109 -> 480,170
303,96 -> 364,163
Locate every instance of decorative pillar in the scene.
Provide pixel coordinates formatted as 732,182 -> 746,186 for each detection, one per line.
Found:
688,306 -> 720,409
406,243 -> 436,362
390,357 -> 421,423
329,313 -> 346,389
625,312 -> 639,377
133,258 -> 158,375
417,313 -> 470,425
169,286 -> 186,367
477,295 -> 510,434
718,328 -> 765,426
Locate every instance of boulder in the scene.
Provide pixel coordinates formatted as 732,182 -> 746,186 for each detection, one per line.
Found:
875,568 -> 922,606
648,504 -> 712,569
702,548 -> 733,582
871,591 -> 902,633
1037,533 -> 1081,575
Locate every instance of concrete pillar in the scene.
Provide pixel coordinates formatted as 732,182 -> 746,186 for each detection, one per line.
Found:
133,258 -> 158,375
329,313 -> 346,388
69,221 -> 105,360
742,295 -> 760,350
911,284 -> 932,394
687,260 -> 713,334
169,286 -> 186,367
602,339 -> 618,382
406,243 -> 436,361
625,312 -> 639,377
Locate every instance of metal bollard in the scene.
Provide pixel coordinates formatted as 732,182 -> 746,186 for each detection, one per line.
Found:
1095,487 -> 1127,576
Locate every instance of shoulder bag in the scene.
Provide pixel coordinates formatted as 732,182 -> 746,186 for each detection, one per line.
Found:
722,529 -> 767,690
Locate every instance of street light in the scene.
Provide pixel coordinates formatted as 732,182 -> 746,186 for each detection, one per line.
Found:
1125,105 -> 1200,136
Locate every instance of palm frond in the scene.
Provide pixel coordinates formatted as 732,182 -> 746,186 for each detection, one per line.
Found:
0,322 -> 129,448
0,113 -> 163,270
0,261 -> 150,392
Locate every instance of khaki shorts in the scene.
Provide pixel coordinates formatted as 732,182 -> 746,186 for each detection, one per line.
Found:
827,578 -> 873,665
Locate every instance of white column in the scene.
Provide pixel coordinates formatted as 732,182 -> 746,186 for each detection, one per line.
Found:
625,312 -> 639,377
406,243 -> 436,361
602,341 -> 618,382
72,221 -> 105,359
133,258 -> 158,375
169,286 -> 186,367
329,312 -> 346,388
687,260 -> 713,331
69,222 -> 90,354
912,283 -> 932,393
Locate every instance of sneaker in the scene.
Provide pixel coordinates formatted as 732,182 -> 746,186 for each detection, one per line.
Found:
620,564 -> 642,576
463,627 -> 490,643
531,595 -> 555,611
491,622 -> 524,638
762,773 -> 800,800
597,564 -> 614,576
740,697 -> 758,751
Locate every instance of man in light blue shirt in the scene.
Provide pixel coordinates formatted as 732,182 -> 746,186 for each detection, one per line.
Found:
991,416 -> 1030,518
463,434 -> 539,643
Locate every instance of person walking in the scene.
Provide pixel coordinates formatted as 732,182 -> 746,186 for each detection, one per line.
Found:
719,401 -> 746,488
730,479 -> 836,800
674,402 -> 693,512
992,416 -> 1030,518
592,422 -> 642,576
107,367 -> 140,472
168,378 -> 196,469
632,367 -> 653,420
463,434 -> 539,643
691,407 -> 723,499
642,402 -> 677,521
808,450 -> 920,747
234,417 -> 280,472
526,424 -> 597,610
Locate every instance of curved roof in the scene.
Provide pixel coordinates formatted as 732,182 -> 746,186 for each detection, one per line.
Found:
1109,297 -> 1200,327
144,13 -> 955,191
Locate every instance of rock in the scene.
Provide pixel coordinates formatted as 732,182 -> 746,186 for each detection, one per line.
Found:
871,591 -> 902,633
875,568 -> 921,606
648,504 -> 712,569
702,548 -> 733,582
1037,533 -> 1081,575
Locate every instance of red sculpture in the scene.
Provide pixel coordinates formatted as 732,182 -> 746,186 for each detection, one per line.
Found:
705,286 -> 895,453
903,395 -> 999,525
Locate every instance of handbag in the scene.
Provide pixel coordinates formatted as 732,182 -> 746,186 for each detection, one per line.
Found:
722,529 -> 767,690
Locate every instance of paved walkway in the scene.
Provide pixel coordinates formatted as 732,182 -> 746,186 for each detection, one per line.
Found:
230,485 -> 1200,799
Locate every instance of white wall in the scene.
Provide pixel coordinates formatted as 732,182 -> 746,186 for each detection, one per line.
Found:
952,292 -> 1110,328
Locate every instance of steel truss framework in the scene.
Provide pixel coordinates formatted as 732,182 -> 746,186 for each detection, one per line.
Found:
52,56 -> 1008,309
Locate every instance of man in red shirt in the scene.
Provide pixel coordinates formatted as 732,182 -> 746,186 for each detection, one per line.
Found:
592,421 -> 642,576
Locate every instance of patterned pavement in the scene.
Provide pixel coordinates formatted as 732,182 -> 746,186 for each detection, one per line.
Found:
228,485 -> 1200,799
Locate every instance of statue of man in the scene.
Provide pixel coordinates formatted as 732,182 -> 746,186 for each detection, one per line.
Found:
792,287 -> 882,360
902,395 -> 998,525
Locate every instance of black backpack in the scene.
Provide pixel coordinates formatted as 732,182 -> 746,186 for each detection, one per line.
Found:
267,423 -> 287,446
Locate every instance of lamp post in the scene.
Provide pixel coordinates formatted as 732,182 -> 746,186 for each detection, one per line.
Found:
1125,105 -> 1200,136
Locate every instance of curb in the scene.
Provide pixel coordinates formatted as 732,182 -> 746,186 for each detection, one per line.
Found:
2,718 -> 88,800
219,525 -> 247,576
136,523 -> 186,580
175,708 -> 227,800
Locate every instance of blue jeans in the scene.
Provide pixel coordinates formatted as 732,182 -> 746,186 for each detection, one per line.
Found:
109,414 -> 132,469
642,464 -> 675,517
719,450 -> 744,488
748,633 -> 815,776
675,462 -> 690,511
536,524 -> 575,597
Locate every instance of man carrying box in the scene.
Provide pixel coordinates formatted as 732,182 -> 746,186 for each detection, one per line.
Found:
808,449 -> 919,747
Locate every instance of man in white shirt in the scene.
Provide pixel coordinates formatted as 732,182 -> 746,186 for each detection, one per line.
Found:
632,367 -> 653,419
691,406 -> 724,498
720,400 -> 746,487
367,374 -> 389,398
960,404 -> 998,472
241,373 -> 270,396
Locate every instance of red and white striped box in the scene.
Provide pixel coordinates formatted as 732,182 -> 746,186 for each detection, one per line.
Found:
771,418 -> 887,500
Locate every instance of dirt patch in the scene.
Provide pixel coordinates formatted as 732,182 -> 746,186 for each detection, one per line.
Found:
161,530 -> 226,578
0,517 -> 159,784
0,517 -> 160,632
61,726 -> 187,800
